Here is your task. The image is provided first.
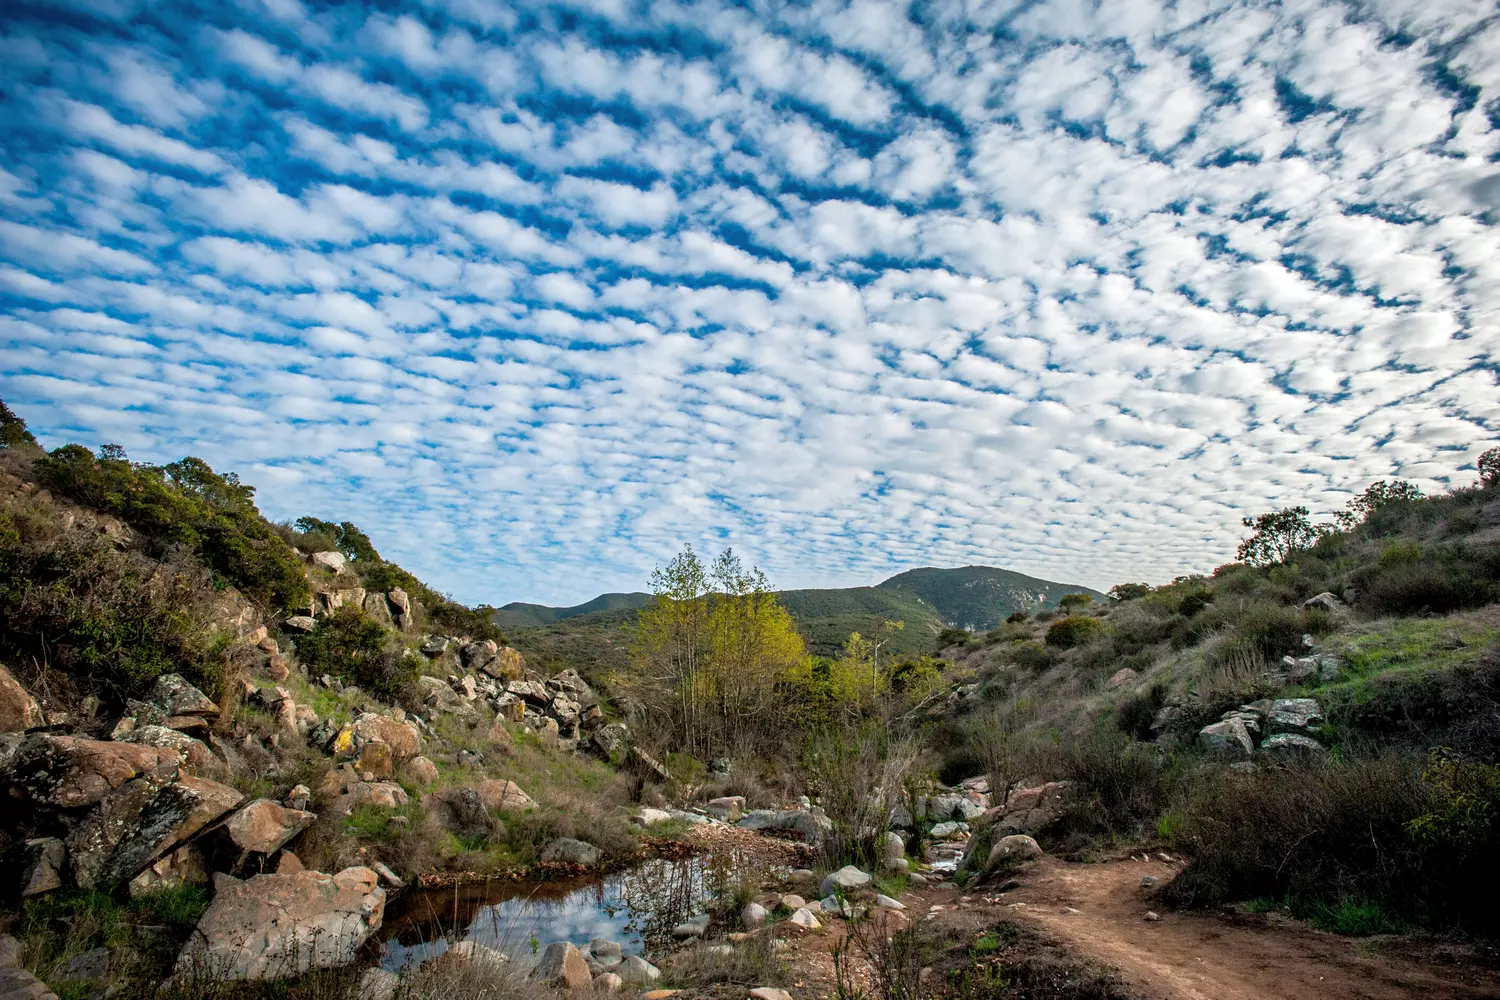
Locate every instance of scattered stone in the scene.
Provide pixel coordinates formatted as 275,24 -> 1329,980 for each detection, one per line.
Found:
1,838 -> 65,897
0,934 -> 17,968
786,907 -> 821,930
426,788 -> 492,840
1144,911 -> 1160,922
421,636 -> 449,656
1198,717 -> 1254,762
174,867 -> 386,980
54,947 -> 109,984
147,674 -> 219,717
635,807 -> 674,826
351,714 -> 422,764
1267,698 -> 1325,735
532,941 -> 591,989
617,955 -> 661,986
224,799 -> 316,855
821,865 -> 872,897
347,782 -> 409,811
474,779 -> 536,812
875,894 -> 906,910
739,809 -> 833,842
1140,875 -> 1159,889
0,663 -> 44,732
540,838 -> 599,865
401,756 -> 439,787
286,784 -> 312,811
0,966 -> 59,1000
781,893 -> 806,910
883,830 -> 906,860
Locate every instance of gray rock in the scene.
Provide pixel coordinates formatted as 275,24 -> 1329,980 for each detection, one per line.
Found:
617,955 -> 660,986
310,550 -> 347,573
1258,732 -> 1326,763
540,837 -> 599,865
874,894 -> 906,910
68,773 -> 242,890
0,967 -> 58,1000
421,636 -> 450,656
0,838 -> 65,897
671,912 -> 710,938
882,830 -> 906,860
987,834 -> 1043,868
532,941 -> 591,989
738,809 -> 832,842
147,674 -> 219,717
820,865 -> 872,897
282,616 -> 317,633
54,947 -> 109,983
0,933 -> 19,969
429,787 -> 493,841
741,901 -> 768,929
1198,717 -> 1253,761
1267,698 -> 1324,735
1303,592 -> 1344,612
589,939 -> 622,963
929,820 -> 968,838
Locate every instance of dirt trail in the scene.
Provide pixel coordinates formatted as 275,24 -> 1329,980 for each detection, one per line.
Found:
999,856 -> 1500,1000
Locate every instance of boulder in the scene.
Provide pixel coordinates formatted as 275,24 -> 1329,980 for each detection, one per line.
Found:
1258,732 -> 1327,764
482,647 -> 525,680
356,741 -> 393,780
357,968 -> 400,1000
1267,698 -> 1324,735
741,902 -> 768,929
6,733 -> 183,808
310,550 -> 347,573
387,588 -> 411,615
882,831 -> 905,860
0,934 -> 18,968
548,669 -> 593,700
929,821 -> 968,838
283,616 -> 318,633
0,838 -> 65,897
617,956 -> 660,986
343,782 -> 409,812
147,674 -> 219,717
738,809 -> 832,842
1303,592 -> 1344,612
590,723 -> 631,758
474,779 -> 536,812
427,788 -> 492,841
1198,718 -> 1253,762
416,676 -> 474,718
224,799 -> 317,855
874,894 -> 906,910
68,773 -> 243,890
460,640 -> 498,671
820,865 -> 872,897
786,907 -> 821,930
780,894 -> 806,910
401,756 -> 439,787
987,834 -> 1043,868
540,838 -> 599,865
672,913 -> 710,938
635,808 -> 674,826
0,664 -> 43,732
128,843 -> 208,897
371,861 -> 404,889
174,867 -> 385,980
1106,667 -> 1138,690
533,942 -> 591,989
0,967 -> 58,1000
589,939 -> 622,964
115,725 -> 218,775
593,972 -> 624,992
351,714 -> 421,763
982,781 -> 1071,836
361,593 -> 393,628
421,637 -> 449,657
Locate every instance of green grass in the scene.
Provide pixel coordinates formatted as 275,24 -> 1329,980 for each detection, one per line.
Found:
1323,614 -> 1499,691
969,931 -> 1003,956
1298,897 -> 1407,936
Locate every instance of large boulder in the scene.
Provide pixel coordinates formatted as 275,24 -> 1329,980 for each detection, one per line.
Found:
175,867 -> 385,980
987,834 -> 1043,868
0,664 -> 43,732
1198,718 -> 1254,762
0,967 -> 58,1000
532,942 -> 591,989
1258,732 -> 1326,764
483,647 -> 525,681
361,592 -> 394,628
115,725 -> 218,776
474,779 -> 535,812
147,674 -> 219,717
981,781 -> 1072,836
820,865 -> 872,897
401,756 -> 440,787
224,799 -> 317,855
738,809 -> 832,843
426,788 -> 493,841
310,550 -> 347,573
1303,592 -> 1344,613
350,714 -> 421,764
1267,698 -> 1324,735
416,677 -> 475,718
540,838 -> 599,865
68,773 -> 242,890
6,734 -> 182,809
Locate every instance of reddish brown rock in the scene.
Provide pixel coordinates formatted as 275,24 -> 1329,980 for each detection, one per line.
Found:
267,655 -> 290,681
356,740 -> 393,779
350,713 -> 420,763
115,725 -> 218,775
224,799 -> 316,855
474,779 -> 536,812
0,663 -> 43,733
400,756 -> 439,787
7,734 -> 182,809
532,942 -> 591,989
68,773 -> 242,889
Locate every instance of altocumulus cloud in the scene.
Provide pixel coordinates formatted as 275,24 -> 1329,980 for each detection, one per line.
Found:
1,0 -> 1498,605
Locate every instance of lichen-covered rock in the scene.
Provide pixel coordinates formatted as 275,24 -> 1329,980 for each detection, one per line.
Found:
351,713 -> 421,763
738,809 -> 832,843
174,867 -> 385,980
0,664 -> 43,733
426,788 -> 493,840
115,725 -> 218,776
68,773 -> 242,889
474,779 -> 535,812
0,838 -> 65,897
147,674 -> 219,717
1267,698 -> 1325,735
225,799 -> 317,855
6,734 -> 182,809
1198,718 -> 1254,761
540,838 -> 599,865
1258,732 -> 1327,763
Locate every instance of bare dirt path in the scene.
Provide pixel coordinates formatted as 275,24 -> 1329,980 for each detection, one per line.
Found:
997,855 -> 1500,1000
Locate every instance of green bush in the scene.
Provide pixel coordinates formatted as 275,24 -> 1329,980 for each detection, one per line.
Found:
33,445 -> 309,612
1043,615 -> 1107,649
294,607 -> 412,699
1040,730 -> 1177,850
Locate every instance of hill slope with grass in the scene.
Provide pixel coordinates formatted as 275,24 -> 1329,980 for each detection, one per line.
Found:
876,565 -> 1107,631
492,592 -> 653,629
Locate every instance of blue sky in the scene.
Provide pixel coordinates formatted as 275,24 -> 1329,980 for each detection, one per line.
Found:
1,0 -> 1497,607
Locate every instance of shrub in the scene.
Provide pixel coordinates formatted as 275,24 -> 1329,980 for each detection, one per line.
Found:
1354,547 -> 1499,616
33,445 -> 309,612
1113,683 -> 1166,741
294,607 -> 412,699
1108,583 -> 1151,602
936,627 -> 972,648
1058,593 -> 1093,612
1006,610 -> 1031,623
1039,729 -> 1177,851
1043,615 -> 1107,649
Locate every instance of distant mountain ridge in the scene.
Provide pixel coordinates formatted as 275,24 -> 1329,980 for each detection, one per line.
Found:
496,565 -> 1103,664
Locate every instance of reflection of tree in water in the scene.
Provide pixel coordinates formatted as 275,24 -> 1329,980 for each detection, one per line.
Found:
615,848 -> 746,954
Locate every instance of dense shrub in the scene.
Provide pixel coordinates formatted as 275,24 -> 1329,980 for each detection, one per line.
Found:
0,496 -> 219,700
294,607 -> 413,699
1353,544 -> 1500,615
1043,615 -> 1107,649
1038,729 -> 1178,851
34,445 -> 309,612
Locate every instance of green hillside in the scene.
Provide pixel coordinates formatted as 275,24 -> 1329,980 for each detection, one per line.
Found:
877,565 -> 1107,631
503,565 -> 1101,668
492,591 -> 652,628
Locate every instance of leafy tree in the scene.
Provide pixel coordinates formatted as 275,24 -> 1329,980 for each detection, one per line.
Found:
1109,583 -> 1151,602
1479,447 -> 1500,488
295,606 -> 412,699
1044,615 -> 1107,649
1334,480 -> 1425,531
0,399 -> 37,449
1236,506 -> 1318,566
1059,593 -> 1093,612
295,517 -> 381,563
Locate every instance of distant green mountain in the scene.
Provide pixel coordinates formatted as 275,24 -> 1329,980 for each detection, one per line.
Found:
492,592 -> 653,628
500,565 -> 1101,670
876,566 -> 1106,632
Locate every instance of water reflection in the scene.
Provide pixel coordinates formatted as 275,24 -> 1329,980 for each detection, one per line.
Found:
378,848 -> 761,972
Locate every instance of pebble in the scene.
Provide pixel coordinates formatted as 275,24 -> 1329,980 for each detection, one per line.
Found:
1140,875 -> 1159,889
1144,911 -> 1161,922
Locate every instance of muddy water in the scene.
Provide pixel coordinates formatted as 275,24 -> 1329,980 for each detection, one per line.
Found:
378,849 -> 762,972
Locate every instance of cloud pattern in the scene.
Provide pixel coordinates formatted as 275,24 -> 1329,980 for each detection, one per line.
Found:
1,0 -> 1498,605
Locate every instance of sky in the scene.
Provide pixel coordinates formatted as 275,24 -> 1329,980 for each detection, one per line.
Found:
1,0 -> 1498,608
